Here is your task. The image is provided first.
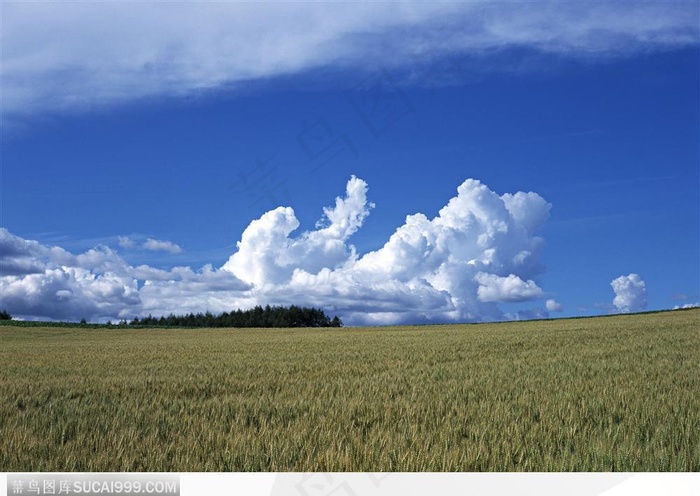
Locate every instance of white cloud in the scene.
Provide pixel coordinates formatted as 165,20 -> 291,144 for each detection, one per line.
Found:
138,265 -> 253,318
118,235 -> 182,253
0,227 -> 71,276
143,238 -> 182,254
475,273 -> 544,303
674,303 -> 699,310
611,273 -> 648,313
0,176 -> 552,324
224,176 -> 551,324
222,175 -> 372,287
545,299 -> 563,312
118,236 -> 136,249
0,264 -> 141,322
510,308 -> 550,321
2,2 -> 697,122
0,230 -> 248,322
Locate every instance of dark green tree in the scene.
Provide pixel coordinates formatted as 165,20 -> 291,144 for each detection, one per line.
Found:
126,305 -> 341,328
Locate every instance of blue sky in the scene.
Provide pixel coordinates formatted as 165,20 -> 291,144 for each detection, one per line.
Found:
1,1 -> 698,324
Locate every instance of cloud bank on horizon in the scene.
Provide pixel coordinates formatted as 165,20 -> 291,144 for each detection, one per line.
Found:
1,176 -> 557,324
2,1 -> 697,123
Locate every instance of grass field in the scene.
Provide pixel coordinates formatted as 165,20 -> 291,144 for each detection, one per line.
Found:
1,309 -> 698,471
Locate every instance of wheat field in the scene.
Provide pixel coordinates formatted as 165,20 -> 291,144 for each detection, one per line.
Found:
1,309 -> 698,471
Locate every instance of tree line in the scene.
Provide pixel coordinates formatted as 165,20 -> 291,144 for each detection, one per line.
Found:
128,305 -> 342,328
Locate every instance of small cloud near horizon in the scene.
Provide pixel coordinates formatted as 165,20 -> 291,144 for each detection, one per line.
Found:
611,273 -> 648,313
546,299 -> 563,312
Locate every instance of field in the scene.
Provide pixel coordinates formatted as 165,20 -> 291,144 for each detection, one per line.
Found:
1,309 -> 698,471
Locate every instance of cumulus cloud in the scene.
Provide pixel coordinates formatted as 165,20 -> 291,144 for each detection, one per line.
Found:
674,303 -> 699,310
222,176 -> 372,287
118,235 -> 182,253
143,238 -> 183,254
0,229 -> 249,322
2,1 -> 697,122
118,236 -> 136,249
0,228 -> 46,276
545,299 -> 563,312
137,265 -> 253,318
1,176 -> 552,324
0,228 -> 74,276
475,273 -> 544,303
222,176 -> 551,324
611,273 -> 648,313
0,245 -> 141,322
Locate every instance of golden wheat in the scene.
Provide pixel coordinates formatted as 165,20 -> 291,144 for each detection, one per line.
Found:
1,309 -> 698,471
